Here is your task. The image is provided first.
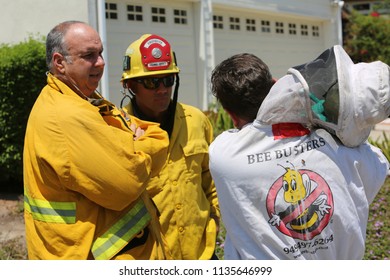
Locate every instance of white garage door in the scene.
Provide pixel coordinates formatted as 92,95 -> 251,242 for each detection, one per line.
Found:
105,0 -> 198,108
104,1 -> 328,109
212,8 -> 326,79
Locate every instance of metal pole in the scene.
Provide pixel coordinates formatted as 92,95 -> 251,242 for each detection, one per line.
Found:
97,0 -> 110,100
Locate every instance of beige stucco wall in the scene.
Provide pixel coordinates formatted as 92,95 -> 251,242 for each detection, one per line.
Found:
0,0 -> 90,44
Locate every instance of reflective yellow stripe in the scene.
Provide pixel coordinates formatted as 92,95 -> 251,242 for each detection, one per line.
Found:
92,199 -> 151,260
24,195 -> 76,224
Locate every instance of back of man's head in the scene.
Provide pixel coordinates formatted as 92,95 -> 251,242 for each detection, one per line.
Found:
211,53 -> 274,122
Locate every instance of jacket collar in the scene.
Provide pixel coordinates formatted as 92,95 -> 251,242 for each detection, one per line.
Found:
47,73 -> 81,99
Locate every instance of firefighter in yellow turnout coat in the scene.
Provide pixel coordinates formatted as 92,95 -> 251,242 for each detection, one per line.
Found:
121,34 -> 220,259
23,21 -> 170,260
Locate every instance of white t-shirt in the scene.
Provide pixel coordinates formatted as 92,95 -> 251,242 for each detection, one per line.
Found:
209,122 -> 389,259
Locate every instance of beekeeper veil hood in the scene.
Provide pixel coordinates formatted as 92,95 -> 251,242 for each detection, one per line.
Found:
257,45 -> 390,147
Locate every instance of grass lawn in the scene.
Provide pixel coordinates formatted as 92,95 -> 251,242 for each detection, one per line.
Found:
364,176 -> 390,259
1,177 -> 388,260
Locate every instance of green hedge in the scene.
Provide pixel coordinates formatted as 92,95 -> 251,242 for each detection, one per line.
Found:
344,10 -> 390,64
0,38 -> 46,192
204,105 -> 234,138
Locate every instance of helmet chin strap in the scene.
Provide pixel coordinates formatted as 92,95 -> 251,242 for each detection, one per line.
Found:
120,86 -> 135,108
164,74 -> 179,138
45,72 -> 108,111
67,79 -> 105,106
46,71 -> 104,105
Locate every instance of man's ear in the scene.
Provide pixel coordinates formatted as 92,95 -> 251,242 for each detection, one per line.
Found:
124,80 -> 138,94
53,53 -> 66,74
123,79 -> 132,89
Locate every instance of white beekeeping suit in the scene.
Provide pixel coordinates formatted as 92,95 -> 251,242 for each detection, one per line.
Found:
209,46 -> 390,259
257,45 -> 390,147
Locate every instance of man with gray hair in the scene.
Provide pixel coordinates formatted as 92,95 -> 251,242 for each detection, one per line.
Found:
23,21 -> 170,260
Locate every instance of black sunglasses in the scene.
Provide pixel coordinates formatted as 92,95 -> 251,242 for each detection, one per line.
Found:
135,75 -> 175,90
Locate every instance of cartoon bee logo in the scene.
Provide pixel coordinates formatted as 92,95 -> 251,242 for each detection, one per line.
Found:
267,161 -> 333,240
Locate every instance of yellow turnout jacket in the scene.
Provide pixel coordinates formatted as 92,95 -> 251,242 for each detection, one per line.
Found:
125,103 -> 220,259
23,74 -> 169,259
